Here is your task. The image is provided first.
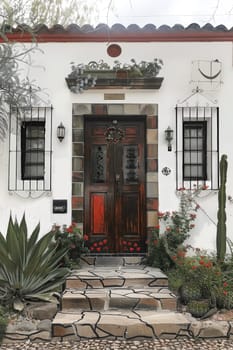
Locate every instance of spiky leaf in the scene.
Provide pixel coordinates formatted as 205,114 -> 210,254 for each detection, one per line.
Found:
0,215 -> 70,310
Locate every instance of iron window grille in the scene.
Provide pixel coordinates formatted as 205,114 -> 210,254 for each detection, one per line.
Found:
21,121 -> 45,180
176,106 -> 219,190
8,106 -> 53,192
183,121 -> 207,181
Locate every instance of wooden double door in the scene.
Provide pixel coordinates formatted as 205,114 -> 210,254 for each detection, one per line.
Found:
84,116 -> 146,254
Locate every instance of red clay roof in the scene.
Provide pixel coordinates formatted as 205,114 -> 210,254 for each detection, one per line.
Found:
2,23 -> 233,42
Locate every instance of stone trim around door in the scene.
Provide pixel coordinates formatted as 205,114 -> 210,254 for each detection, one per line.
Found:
72,103 -> 158,246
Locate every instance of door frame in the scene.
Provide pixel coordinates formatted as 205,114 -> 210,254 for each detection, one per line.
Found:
71,103 -> 159,255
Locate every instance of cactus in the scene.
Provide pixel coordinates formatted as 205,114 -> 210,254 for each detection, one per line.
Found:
216,154 -> 228,263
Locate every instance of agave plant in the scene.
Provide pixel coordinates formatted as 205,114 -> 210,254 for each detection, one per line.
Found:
0,215 -> 69,311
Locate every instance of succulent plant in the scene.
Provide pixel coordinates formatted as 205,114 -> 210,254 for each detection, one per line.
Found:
179,283 -> 202,304
187,299 -> 210,318
0,215 -> 69,311
216,154 -> 228,263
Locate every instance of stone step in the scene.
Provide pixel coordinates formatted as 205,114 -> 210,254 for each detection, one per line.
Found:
52,310 -> 191,340
66,266 -> 168,289
80,255 -> 145,267
61,287 -> 177,311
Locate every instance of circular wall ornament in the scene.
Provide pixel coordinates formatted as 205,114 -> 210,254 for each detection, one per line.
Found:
162,167 -> 171,176
107,44 -> 122,57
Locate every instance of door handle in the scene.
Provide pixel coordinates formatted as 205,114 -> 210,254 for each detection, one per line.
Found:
115,174 -> 120,183
115,174 -> 121,193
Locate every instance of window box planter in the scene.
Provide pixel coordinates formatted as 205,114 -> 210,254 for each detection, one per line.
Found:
65,59 -> 164,93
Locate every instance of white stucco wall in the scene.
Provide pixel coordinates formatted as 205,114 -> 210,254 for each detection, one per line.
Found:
0,39 -> 232,250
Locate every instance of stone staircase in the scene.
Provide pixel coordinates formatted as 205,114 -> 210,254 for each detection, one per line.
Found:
52,256 -> 192,340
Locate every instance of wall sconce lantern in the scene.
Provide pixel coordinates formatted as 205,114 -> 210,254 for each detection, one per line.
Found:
165,126 -> 174,151
57,122 -> 65,142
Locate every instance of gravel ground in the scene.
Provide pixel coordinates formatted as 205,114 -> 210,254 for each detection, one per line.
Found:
2,339 -> 233,350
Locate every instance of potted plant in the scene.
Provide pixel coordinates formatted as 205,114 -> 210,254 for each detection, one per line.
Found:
187,299 -> 210,318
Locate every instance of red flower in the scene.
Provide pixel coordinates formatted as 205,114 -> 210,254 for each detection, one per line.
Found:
199,259 -> 205,265
133,242 -> 138,247
223,290 -> 228,295
136,247 -> 141,252
223,282 -> 228,287
103,239 -> 107,245
93,242 -> 98,247
66,226 -> 73,233
96,247 -> 101,252
129,247 -> 134,252
155,225 -> 160,229
83,234 -> 89,241
205,262 -> 213,268
98,241 -> 103,246
177,250 -> 186,258
158,211 -> 164,218
90,246 -> 94,251
127,242 -> 132,246
122,240 -> 127,245
191,265 -> 197,270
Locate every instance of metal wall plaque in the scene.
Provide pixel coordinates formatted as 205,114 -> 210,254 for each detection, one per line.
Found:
162,167 -> 171,176
53,200 -> 67,213
104,93 -> 125,100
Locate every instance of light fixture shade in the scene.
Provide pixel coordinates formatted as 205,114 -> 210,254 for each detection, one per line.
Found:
165,126 -> 173,141
57,122 -> 65,142
165,126 -> 174,151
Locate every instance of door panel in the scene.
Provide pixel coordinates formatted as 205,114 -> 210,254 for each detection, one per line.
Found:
91,193 -> 107,234
84,116 -> 146,254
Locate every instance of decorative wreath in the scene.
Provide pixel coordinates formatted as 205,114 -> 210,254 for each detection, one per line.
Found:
104,126 -> 124,144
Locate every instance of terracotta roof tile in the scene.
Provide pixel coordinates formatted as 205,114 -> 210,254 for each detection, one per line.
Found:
3,23 -> 233,42
3,23 -> 233,34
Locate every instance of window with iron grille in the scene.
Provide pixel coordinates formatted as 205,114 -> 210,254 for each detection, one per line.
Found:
8,106 -> 52,192
176,106 -> 219,190
21,121 -> 45,180
183,121 -> 207,180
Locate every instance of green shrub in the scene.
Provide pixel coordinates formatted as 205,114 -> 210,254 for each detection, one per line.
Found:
146,187 -> 200,271
52,222 -> 88,267
0,215 -> 69,311
167,250 -> 233,313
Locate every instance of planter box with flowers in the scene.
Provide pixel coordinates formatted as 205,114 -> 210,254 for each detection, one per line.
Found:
65,58 -> 164,93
